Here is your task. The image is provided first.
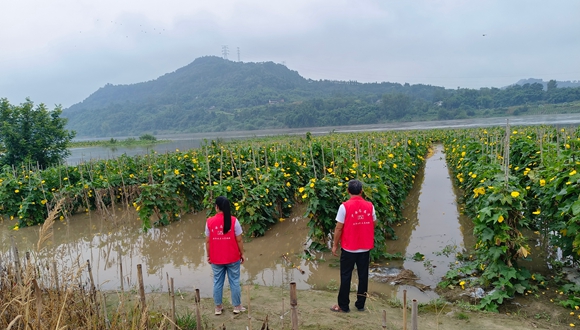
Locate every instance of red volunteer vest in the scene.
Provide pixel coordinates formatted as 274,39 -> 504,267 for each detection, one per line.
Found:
341,195 -> 375,251
207,213 -> 241,264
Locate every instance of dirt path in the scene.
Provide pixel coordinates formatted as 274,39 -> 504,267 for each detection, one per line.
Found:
123,285 -> 561,330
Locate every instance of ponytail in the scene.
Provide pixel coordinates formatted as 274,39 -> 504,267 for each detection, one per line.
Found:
215,196 -> 232,234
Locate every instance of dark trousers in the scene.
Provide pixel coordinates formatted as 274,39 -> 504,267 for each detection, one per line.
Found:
338,249 -> 370,312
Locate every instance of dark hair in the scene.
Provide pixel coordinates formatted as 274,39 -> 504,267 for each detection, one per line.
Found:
215,196 -> 232,234
347,180 -> 363,195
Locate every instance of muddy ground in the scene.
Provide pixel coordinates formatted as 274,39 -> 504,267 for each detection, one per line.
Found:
106,283 -> 577,330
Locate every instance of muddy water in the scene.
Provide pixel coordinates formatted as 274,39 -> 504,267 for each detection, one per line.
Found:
381,144 -> 476,301
1,144 -> 474,303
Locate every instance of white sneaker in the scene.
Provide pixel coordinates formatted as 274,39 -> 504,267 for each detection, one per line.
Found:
233,306 -> 246,314
215,306 -> 223,315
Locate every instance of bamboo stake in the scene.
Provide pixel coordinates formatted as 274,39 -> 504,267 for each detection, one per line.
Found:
403,289 -> 407,330
170,278 -> 176,330
382,309 -> 387,329
411,299 -> 418,330
195,289 -> 202,330
52,260 -> 60,293
118,245 -> 124,292
309,141 -> 317,179
247,285 -> 252,330
281,298 -> 285,330
290,282 -> 298,330
10,236 -> 22,285
137,264 -> 147,314
205,147 -> 213,201
87,260 -> 97,303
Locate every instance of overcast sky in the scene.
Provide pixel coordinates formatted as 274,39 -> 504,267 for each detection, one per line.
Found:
1,0 -> 579,108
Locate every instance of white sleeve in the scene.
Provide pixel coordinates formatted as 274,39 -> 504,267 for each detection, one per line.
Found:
234,219 -> 243,236
372,205 -> 377,221
205,223 -> 210,236
336,204 -> 346,224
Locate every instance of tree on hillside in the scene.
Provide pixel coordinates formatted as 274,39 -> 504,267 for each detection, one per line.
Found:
0,98 -> 76,168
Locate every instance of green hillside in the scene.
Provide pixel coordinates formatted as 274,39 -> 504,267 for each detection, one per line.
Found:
62,56 -> 580,137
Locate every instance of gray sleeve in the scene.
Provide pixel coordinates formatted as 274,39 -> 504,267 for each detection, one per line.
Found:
234,219 -> 243,236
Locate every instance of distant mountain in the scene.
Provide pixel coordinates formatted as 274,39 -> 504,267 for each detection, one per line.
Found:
509,78 -> 580,90
62,56 -> 446,137
62,56 -> 580,138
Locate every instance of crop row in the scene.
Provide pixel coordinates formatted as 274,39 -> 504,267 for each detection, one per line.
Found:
0,132 -> 429,260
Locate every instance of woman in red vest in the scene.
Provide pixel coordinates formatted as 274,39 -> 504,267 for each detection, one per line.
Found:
205,196 -> 246,315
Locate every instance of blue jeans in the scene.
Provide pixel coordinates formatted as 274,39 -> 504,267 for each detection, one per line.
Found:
211,260 -> 241,306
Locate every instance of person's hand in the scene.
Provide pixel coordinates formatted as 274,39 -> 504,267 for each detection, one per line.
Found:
332,246 -> 339,257
207,256 -> 211,264
240,254 -> 245,264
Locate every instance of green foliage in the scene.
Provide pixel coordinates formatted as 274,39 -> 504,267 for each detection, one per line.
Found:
139,134 -> 157,141
0,98 -> 75,168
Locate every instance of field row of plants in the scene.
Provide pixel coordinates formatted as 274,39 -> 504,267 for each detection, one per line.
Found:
441,124 -> 580,311
0,131 -> 429,260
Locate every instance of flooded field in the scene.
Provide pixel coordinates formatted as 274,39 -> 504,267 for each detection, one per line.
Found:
1,143 -> 479,304
67,113 -> 580,165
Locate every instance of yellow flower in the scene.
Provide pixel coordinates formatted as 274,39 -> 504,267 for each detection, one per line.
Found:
310,183 -> 314,188
459,281 -> 465,289
174,169 -> 180,175
302,194 -> 308,199
540,179 -> 546,187
14,189 -> 19,193
471,173 -> 477,179
388,153 -> 394,158
498,215 -> 504,223
511,191 -> 520,198
393,164 -> 397,168
571,170 -> 577,176
130,173 -> 135,178
532,210 -> 541,215
327,168 -> 333,173
461,151 -> 466,157
227,186 -> 232,192
41,199 -> 47,205
279,218 -> 285,222
274,162 -> 279,168
299,187 -> 305,193
13,226 -> 19,231
286,182 -> 291,187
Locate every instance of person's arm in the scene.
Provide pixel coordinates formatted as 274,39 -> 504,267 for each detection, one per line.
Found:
236,234 -> 245,263
205,236 -> 211,264
332,222 -> 344,256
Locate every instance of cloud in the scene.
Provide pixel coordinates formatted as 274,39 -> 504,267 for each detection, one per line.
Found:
1,0 -> 579,108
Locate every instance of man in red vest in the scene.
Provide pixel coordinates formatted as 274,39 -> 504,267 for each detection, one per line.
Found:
330,179 -> 376,313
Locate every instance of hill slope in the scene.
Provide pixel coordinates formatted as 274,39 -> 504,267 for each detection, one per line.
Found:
63,56 -> 580,138
62,56 -> 445,137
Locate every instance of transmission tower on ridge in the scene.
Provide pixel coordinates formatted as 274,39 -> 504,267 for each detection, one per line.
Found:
237,47 -> 240,62
222,45 -> 229,60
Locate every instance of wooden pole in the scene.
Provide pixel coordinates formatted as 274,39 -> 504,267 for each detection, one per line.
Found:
170,278 -> 176,330
87,260 -> 97,303
403,289 -> 407,330
382,309 -> 387,329
52,260 -> 60,293
411,299 -> 418,330
195,289 -> 202,330
137,264 -> 148,330
290,282 -> 298,330
10,236 -> 22,285
118,245 -> 124,292
137,264 -> 147,306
